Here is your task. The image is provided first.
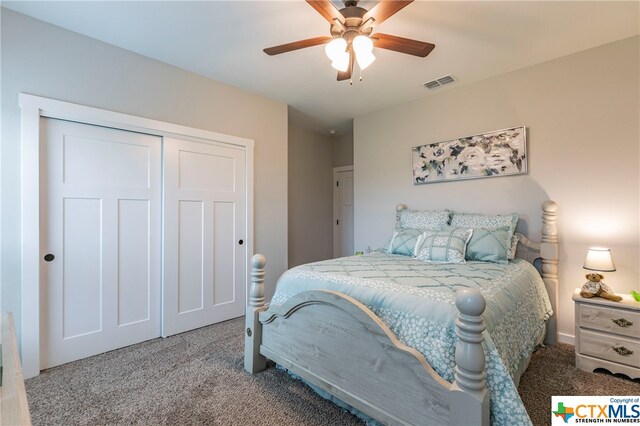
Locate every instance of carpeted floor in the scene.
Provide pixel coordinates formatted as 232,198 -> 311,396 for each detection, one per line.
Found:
26,317 -> 639,426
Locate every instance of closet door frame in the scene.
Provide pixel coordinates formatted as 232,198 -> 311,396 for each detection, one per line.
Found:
20,93 -> 254,379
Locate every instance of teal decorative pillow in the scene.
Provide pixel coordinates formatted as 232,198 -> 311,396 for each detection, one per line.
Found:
388,228 -> 423,256
414,228 -> 473,264
451,226 -> 511,264
399,208 -> 451,231
450,212 -> 519,259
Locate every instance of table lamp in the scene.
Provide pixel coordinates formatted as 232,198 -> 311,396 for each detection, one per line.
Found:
583,247 -> 616,280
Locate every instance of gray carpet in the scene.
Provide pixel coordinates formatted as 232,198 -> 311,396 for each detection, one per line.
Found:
26,317 -> 639,426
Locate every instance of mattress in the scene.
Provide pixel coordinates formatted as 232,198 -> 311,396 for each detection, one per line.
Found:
271,251 -> 553,426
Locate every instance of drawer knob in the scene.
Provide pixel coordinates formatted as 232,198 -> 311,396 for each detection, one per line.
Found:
612,318 -> 633,328
612,346 -> 634,356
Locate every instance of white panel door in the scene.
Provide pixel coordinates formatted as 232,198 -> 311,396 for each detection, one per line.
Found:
163,137 -> 246,336
333,168 -> 354,258
41,118 -> 161,369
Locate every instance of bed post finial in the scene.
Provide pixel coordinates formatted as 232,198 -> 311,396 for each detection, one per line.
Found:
395,204 -> 408,230
245,254 -> 268,374
250,254 -> 266,307
450,288 -> 490,426
541,200 -> 559,345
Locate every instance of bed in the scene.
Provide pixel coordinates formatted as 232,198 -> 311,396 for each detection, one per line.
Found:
244,201 -> 559,426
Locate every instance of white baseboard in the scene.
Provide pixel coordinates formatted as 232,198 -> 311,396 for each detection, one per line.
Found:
558,332 -> 574,345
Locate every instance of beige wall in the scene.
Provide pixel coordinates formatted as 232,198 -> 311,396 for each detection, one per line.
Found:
288,125 -> 334,267
354,36 -> 640,341
1,9 -> 288,340
332,133 -> 354,167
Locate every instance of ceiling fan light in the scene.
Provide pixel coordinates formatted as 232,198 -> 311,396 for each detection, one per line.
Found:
356,51 -> 376,70
352,35 -> 374,55
331,52 -> 350,72
325,37 -> 347,61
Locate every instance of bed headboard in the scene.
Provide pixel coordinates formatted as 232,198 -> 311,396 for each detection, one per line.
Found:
394,201 -> 559,345
514,201 -> 558,267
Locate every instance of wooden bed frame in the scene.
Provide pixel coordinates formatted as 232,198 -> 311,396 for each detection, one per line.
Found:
244,201 -> 559,426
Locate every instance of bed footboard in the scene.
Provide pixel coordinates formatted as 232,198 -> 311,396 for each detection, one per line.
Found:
244,255 -> 489,426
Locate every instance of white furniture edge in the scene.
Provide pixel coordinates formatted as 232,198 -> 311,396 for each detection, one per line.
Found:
20,93 -> 255,379
1,312 -> 32,425
245,201 -> 559,426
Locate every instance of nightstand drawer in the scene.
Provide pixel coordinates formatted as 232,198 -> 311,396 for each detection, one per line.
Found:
579,329 -> 640,368
577,303 -> 640,338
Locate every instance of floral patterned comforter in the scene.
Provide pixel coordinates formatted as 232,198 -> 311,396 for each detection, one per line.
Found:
270,252 -> 553,426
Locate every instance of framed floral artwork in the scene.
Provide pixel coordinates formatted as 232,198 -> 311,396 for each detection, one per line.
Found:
412,126 -> 527,184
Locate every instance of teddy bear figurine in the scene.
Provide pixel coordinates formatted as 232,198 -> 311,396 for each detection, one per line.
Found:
580,273 -> 622,301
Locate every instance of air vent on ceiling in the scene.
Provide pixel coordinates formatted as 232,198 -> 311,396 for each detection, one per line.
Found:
424,74 -> 456,90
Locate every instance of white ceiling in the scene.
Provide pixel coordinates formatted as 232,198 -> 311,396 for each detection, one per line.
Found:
4,1 -> 639,135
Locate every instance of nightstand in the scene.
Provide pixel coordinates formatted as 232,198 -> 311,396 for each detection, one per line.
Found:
573,288 -> 640,379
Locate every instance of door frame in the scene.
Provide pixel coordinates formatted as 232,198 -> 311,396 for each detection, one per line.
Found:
332,166 -> 354,258
20,93 -> 254,378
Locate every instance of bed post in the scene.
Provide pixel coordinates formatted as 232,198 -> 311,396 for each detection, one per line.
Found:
244,254 -> 268,374
450,288 -> 490,426
395,204 -> 407,229
541,200 -> 559,345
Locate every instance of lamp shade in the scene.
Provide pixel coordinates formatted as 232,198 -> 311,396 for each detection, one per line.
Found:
353,35 -> 376,70
325,38 -> 347,61
583,247 -> 616,272
331,51 -> 350,72
352,35 -> 373,54
355,50 -> 375,70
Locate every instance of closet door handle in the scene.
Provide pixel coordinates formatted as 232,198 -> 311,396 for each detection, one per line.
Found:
238,239 -> 244,245
44,253 -> 55,262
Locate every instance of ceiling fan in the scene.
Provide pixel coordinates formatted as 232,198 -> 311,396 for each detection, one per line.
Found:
263,0 -> 435,82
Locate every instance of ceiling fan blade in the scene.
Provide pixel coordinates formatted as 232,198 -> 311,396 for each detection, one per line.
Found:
372,33 -> 435,57
337,51 -> 354,81
263,36 -> 333,56
306,0 -> 344,24
363,0 -> 413,27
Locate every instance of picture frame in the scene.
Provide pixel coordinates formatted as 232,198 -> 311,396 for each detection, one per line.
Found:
412,125 -> 527,185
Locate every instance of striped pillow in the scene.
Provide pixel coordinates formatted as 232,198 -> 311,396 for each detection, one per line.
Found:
414,228 -> 473,264
388,228 -> 423,256
450,212 -> 519,259
463,226 -> 511,264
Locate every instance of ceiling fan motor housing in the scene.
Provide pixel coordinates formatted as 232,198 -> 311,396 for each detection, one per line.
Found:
331,6 -> 372,40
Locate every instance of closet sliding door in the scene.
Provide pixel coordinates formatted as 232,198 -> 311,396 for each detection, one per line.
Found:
22,94 -> 254,376
41,118 -> 162,369
162,137 -> 247,336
